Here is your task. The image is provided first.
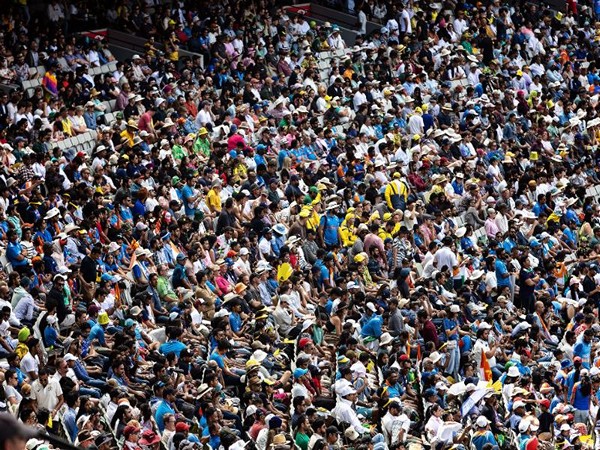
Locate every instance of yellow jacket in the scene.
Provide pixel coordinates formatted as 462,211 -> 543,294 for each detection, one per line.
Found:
384,179 -> 408,210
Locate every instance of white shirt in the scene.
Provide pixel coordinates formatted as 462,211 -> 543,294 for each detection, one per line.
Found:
433,246 -> 458,271
21,351 -> 39,376
473,338 -> 496,368
31,378 -> 63,412
333,398 -> 364,434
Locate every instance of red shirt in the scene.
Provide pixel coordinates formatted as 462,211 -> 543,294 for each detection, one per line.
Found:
137,112 -> 154,132
422,319 -> 439,348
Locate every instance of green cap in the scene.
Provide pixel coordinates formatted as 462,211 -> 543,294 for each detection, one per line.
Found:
309,186 -> 319,194
172,176 -> 181,185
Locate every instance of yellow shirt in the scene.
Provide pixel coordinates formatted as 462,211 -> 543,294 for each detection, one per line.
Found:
120,129 -> 135,147
61,119 -> 73,137
339,219 -> 357,247
307,212 -> 320,231
206,188 -> 221,213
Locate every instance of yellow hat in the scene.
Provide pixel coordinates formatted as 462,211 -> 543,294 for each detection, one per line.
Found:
370,211 -> 380,221
530,151 -> 539,161
414,107 -> 423,114
98,312 -> 109,325
299,209 -> 310,218
246,359 -> 260,369
354,254 -> 367,263
347,207 -> 356,214
413,134 -> 421,141
517,70 -> 523,76
383,212 -> 392,222
198,127 -> 209,135
393,172 -> 401,179
421,104 -> 428,112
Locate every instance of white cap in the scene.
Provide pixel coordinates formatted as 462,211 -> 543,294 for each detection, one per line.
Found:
476,416 -> 490,428
366,302 -> 377,312
239,247 -> 249,256
64,353 -> 77,362
450,304 -> 460,313
479,322 -> 492,330
513,400 -> 526,409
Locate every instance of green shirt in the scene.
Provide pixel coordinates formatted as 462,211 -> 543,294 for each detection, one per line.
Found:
194,137 -> 211,158
295,432 -> 310,450
172,144 -> 187,161
157,275 -> 177,301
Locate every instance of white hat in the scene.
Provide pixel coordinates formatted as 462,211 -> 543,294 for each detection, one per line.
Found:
560,424 -> 571,432
344,428 -> 360,441
251,350 -> 268,363
337,384 -> 357,397
64,353 -> 78,362
455,227 -> 467,238
347,281 -> 360,290
435,381 -> 449,391
379,332 -> 394,346
366,302 -> 377,312
507,366 -> 521,378
429,351 -> 443,364
518,421 -> 530,433
46,315 -> 57,325
476,416 -> 490,428
513,400 -> 526,409
470,270 -> 485,280
239,247 -> 250,256
44,207 -> 60,219
64,223 -> 80,234
479,322 -> 492,330
450,304 -> 460,313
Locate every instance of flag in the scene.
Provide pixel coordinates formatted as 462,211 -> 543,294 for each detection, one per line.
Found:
481,349 -> 493,382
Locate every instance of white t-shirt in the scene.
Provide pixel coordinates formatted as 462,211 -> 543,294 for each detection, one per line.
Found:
20,352 -> 39,376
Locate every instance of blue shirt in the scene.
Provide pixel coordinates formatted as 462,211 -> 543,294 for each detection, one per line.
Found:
229,312 -> 242,333
320,213 -> 341,246
181,184 -> 196,216
159,340 -> 187,357
44,327 -> 59,347
495,259 -> 511,287
88,323 -> 106,346
360,314 -> 383,338
155,400 -> 176,433
172,263 -> 188,289
574,339 -> 592,369
63,407 -> 78,442
472,431 -> 498,450
209,350 -> 226,370
6,241 -> 26,267
572,382 -> 591,410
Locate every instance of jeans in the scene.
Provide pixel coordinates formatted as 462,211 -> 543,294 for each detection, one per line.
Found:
79,386 -> 101,398
446,341 -> 460,379
85,378 -> 108,390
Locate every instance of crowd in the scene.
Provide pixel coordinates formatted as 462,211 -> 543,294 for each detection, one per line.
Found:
3,0 -> 600,450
